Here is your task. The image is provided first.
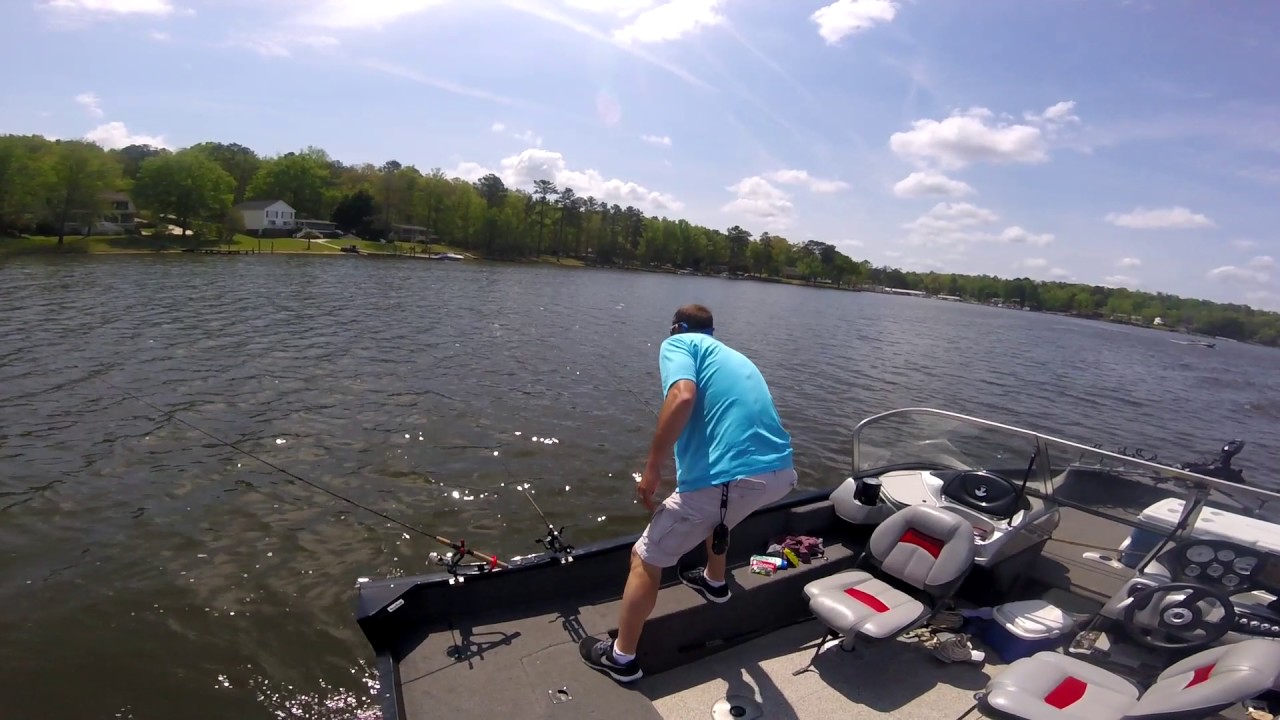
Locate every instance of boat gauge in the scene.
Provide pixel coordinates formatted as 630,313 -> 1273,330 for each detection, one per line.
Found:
1222,574 -> 1241,588
1233,557 -> 1258,575
1217,548 -> 1237,562
1185,565 -> 1202,577
1207,564 -> 1225,578
1186,545 -> 1215,563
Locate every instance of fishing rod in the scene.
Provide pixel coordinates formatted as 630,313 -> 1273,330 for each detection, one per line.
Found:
493,449 -> 575,562
102,379 -> 509,571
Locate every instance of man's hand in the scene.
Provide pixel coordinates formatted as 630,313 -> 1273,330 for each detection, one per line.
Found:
637,461 -> 662,513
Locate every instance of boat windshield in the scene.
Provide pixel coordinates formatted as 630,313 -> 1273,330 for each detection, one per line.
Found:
853,408 -> 1280,537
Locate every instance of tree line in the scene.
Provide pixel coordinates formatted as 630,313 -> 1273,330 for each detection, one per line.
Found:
1,133 -> 1276,346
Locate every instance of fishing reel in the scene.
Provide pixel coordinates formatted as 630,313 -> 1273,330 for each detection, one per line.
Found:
536,524 -> 575,563
429,539 -> 500,584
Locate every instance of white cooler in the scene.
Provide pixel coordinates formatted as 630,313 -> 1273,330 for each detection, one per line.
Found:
1119,498 -> 1280,568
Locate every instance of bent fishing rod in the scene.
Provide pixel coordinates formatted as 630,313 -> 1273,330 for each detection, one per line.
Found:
102,379 -> 509,570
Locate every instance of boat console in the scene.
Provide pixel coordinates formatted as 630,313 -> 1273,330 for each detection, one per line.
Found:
1100,537 -> 1280,650
829,467 -> 1060,569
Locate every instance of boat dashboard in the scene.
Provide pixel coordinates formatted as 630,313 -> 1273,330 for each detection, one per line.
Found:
1104,537 -> 1280,645
1167,539 -> 1278,595
1160,539 -> 1280,639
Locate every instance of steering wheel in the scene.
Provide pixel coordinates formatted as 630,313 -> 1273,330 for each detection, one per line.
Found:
1121,582 -> 1237,650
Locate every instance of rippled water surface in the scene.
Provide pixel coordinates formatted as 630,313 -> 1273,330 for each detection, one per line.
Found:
2,255 -> 1278,719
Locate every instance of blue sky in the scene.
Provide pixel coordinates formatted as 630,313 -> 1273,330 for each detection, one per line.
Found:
3,0 -> 1278,308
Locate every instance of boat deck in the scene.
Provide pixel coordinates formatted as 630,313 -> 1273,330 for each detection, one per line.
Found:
384,497 -> 1260,720
647,615 -> 1001,719
393,508 -> 1141,720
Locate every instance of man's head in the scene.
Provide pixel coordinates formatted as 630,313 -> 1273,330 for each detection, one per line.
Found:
670,304 -> 714,336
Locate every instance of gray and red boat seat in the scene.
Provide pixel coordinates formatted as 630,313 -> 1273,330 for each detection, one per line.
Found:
978,638 -> 1280,720
803,505 -> 976,642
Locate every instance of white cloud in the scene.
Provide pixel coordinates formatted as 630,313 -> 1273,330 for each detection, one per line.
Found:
149,30 -> 171,41
84,121 -> 168,150
1049,268 -> 1072,279
613,0 -> 725,44
561,0 -> 653,16
232,35 -> 339,58
903,202 -> 1054,248
41,0 -> 174,16
491,122 -> 543,147
892,170 -> 974,198
513,129 -> 543,147
890,101 -> 1078,170
450,161 -> 491,182
1207,265 -> 1270,284
1249,255 -> 1275,269
505,0 -> 712,89
301,0 -> 447,29
1232,239 -> 1258,251
811,0 -> 897,44
1020,258 -> 1049,269
641,134 -> 672,147
890,108 -> 1045,170
1104,206 -> 1215,229
903,202 -> 999,246
1103,275 -> 1141,288
998,226 -> 1055,246
1117,257 -> 1142,268
498,148 -> 683,213
765,169 -> 850,193
75,92 -> 103,118
1025,101 -> 1081,131
723,176 -> 794,228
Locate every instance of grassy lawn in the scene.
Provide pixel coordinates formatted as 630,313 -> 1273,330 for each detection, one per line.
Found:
536,254 -> 586,267
1,235 -> 191,256
228,235 -> 341,253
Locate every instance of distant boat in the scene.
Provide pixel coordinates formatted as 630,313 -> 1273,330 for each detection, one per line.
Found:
1171,338 -> 1216,348
428,252 -> 464,261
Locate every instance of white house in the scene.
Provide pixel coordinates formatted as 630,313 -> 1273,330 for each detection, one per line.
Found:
234,200 -> 297,232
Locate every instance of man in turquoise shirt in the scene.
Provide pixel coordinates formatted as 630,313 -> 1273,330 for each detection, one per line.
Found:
581,303 -> 797,683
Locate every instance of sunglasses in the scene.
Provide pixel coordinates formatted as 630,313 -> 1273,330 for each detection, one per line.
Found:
670,322 -> 715,336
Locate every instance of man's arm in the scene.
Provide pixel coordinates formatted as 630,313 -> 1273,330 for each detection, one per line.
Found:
646,379 -> 696,470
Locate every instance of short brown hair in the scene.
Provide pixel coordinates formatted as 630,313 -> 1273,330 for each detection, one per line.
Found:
673,304 -> 714,332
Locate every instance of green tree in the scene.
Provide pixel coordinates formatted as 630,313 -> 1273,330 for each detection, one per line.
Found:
43,140 -> 121,244
133,150 -> 236,238
246,151 -> 334,220
189,142 -> 261,204
0,135 -> 54,235
111,144 -> 169,182
331,189 -> 378,237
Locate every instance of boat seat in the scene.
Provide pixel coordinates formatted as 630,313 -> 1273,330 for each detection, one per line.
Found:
977,639 -> 1280,720
802,505 -> 976,651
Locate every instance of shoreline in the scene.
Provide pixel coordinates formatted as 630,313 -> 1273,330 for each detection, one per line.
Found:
4,235 -> 1274,349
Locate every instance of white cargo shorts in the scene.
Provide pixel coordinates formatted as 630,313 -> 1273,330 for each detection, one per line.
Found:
633,467 -> 798,568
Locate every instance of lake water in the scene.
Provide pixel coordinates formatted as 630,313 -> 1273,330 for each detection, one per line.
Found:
2,254 -> 1277,720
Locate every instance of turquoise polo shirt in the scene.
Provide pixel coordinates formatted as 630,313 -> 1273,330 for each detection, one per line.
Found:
658,333 -> 794,493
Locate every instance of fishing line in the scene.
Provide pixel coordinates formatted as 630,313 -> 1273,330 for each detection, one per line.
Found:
102,378 -> 508,568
